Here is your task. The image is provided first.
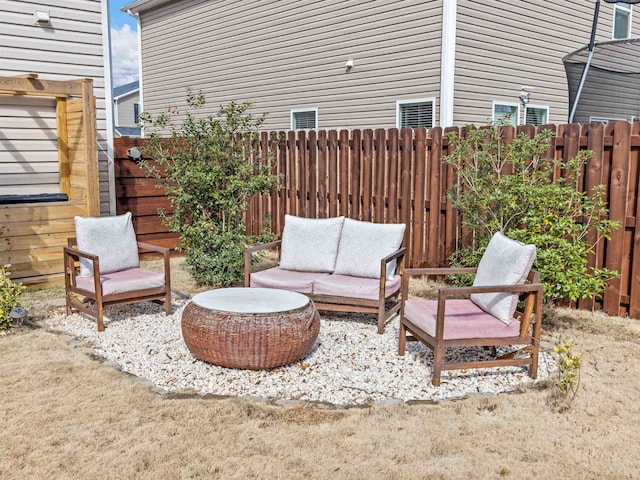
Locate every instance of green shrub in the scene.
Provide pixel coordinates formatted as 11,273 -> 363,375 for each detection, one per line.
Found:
443,125 -> 619,302
0,264 -> 26,330
140,90 -> 280,286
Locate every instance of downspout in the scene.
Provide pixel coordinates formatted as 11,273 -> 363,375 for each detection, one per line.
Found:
128,9 -> 145,138
101,0 -> 116,215
439,0 -> 457,127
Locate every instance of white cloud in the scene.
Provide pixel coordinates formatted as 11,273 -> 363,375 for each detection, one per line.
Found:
110,24 -> 139,87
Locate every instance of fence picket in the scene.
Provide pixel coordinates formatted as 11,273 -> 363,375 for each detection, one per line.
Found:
374,128 -> 386,223
604,122 -> 631,316
362,129 -> 373,221
428,127 -> 442,266
339,130 -> 349,217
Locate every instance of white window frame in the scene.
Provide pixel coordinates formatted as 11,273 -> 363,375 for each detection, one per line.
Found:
395,98 -> 436,128
589,116 -> 627,124
613,2 -> 633,39
524,104 -> 550,126
290,108 -> 318,130
492,101 -> 521,126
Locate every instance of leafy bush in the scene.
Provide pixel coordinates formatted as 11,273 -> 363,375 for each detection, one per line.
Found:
140,90 -> 280,286
444,125 -> 619,302
0,264 -> 26,330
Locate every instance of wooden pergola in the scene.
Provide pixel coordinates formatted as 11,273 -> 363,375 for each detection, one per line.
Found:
0,74 -> 99,287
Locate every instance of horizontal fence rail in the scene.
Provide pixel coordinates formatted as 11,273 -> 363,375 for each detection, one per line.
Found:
114,121 -> 640,318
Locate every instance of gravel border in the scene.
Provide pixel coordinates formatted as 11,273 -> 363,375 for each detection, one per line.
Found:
40,298 -> 555,407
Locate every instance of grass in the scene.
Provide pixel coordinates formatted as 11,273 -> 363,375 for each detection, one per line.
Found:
2,257 -> 640,478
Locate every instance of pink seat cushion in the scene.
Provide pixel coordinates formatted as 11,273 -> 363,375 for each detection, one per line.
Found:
75,268 -> 165,296
250,267 -> 330,294
312,274 -> 401,300
403,299 -> 521,340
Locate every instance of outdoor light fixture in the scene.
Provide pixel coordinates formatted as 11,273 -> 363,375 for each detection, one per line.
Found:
34,10 -> 50,25
127,147 -> 142,161
519,86 -> 534,105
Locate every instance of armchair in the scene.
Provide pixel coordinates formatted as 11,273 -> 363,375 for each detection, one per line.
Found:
63,212 -> 172,331
399,233 -> 543,385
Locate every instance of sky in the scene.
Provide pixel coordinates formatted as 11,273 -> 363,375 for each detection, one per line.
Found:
109,0 -> 139,88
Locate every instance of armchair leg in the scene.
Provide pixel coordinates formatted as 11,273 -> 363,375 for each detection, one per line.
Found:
65,295 -> 72,316
398,320 -> 407,356
432,346 -> 444,386
164,293 -> 172,316
96,298 -> 105,332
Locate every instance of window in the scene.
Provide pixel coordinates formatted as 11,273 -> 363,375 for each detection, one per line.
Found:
133,103 -> 140,124
291,109 -> 317,129
396,99 -> 434,128
589,116 -> 627,123
614,2 -> 632,39
524,105 -> 549,126
493,102 -> 520,126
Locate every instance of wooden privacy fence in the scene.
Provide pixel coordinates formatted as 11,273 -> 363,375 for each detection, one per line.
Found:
114,121 -> 640,318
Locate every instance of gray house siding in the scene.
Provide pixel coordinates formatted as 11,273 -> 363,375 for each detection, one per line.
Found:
138,0 -> 443,130
0,96 -> 58,195
454,0 -> 640,126
115,91 -> 140,127
0,0 -> 110,214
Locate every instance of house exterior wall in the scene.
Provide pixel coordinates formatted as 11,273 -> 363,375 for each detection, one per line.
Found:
454,0 -> 640,126
0,0 -> 110,214
134,0 -> 640,130
115,90 -> 140,127
138,0 -> 443,130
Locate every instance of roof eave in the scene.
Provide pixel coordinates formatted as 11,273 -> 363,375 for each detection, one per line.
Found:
121,0 -> 174,15
113,89 -> 140,102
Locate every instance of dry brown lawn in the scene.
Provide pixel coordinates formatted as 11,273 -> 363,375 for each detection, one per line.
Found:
2,257 -> 640,479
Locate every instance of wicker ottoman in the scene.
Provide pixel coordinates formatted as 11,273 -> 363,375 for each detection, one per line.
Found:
181,287 -> 320,369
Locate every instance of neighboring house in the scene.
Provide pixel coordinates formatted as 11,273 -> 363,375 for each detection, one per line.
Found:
0,0 -> 114,215
123,0 -> 640,131
113,80 -> 141,137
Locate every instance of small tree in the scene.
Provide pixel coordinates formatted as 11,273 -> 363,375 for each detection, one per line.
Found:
444,125 -> 619,302
140,90 -> 280,286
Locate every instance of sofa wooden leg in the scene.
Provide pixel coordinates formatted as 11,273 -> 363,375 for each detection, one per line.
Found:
398,321 -> 406,355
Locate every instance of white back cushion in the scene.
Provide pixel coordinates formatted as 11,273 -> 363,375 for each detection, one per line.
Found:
470,232 -> 536,325
333,219 -> 406,279
75,212 -> 140,277
279,215 -> 345,272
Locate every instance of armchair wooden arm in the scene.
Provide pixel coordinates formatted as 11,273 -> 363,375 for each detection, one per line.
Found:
244,240 -> 282,287
136,241 -> 171,298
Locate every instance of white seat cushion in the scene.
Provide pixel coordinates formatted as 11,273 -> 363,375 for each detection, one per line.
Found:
279,215 -> 345,273
312,274 -> 401,301
333,219 -> 405,279
74,212 -> 140,277
250,267 -> 330,294
75,268 -> 165,296
470,232 -> 536,325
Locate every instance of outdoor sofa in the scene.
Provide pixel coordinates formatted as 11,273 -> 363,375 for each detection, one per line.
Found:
244,215 -> 406,333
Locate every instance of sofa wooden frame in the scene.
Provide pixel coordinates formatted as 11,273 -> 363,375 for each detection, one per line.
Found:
64,238 -> 172,331
244,240 -> 406,333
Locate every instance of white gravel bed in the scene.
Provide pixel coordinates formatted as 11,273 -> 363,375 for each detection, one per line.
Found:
41,299 -> 555,406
